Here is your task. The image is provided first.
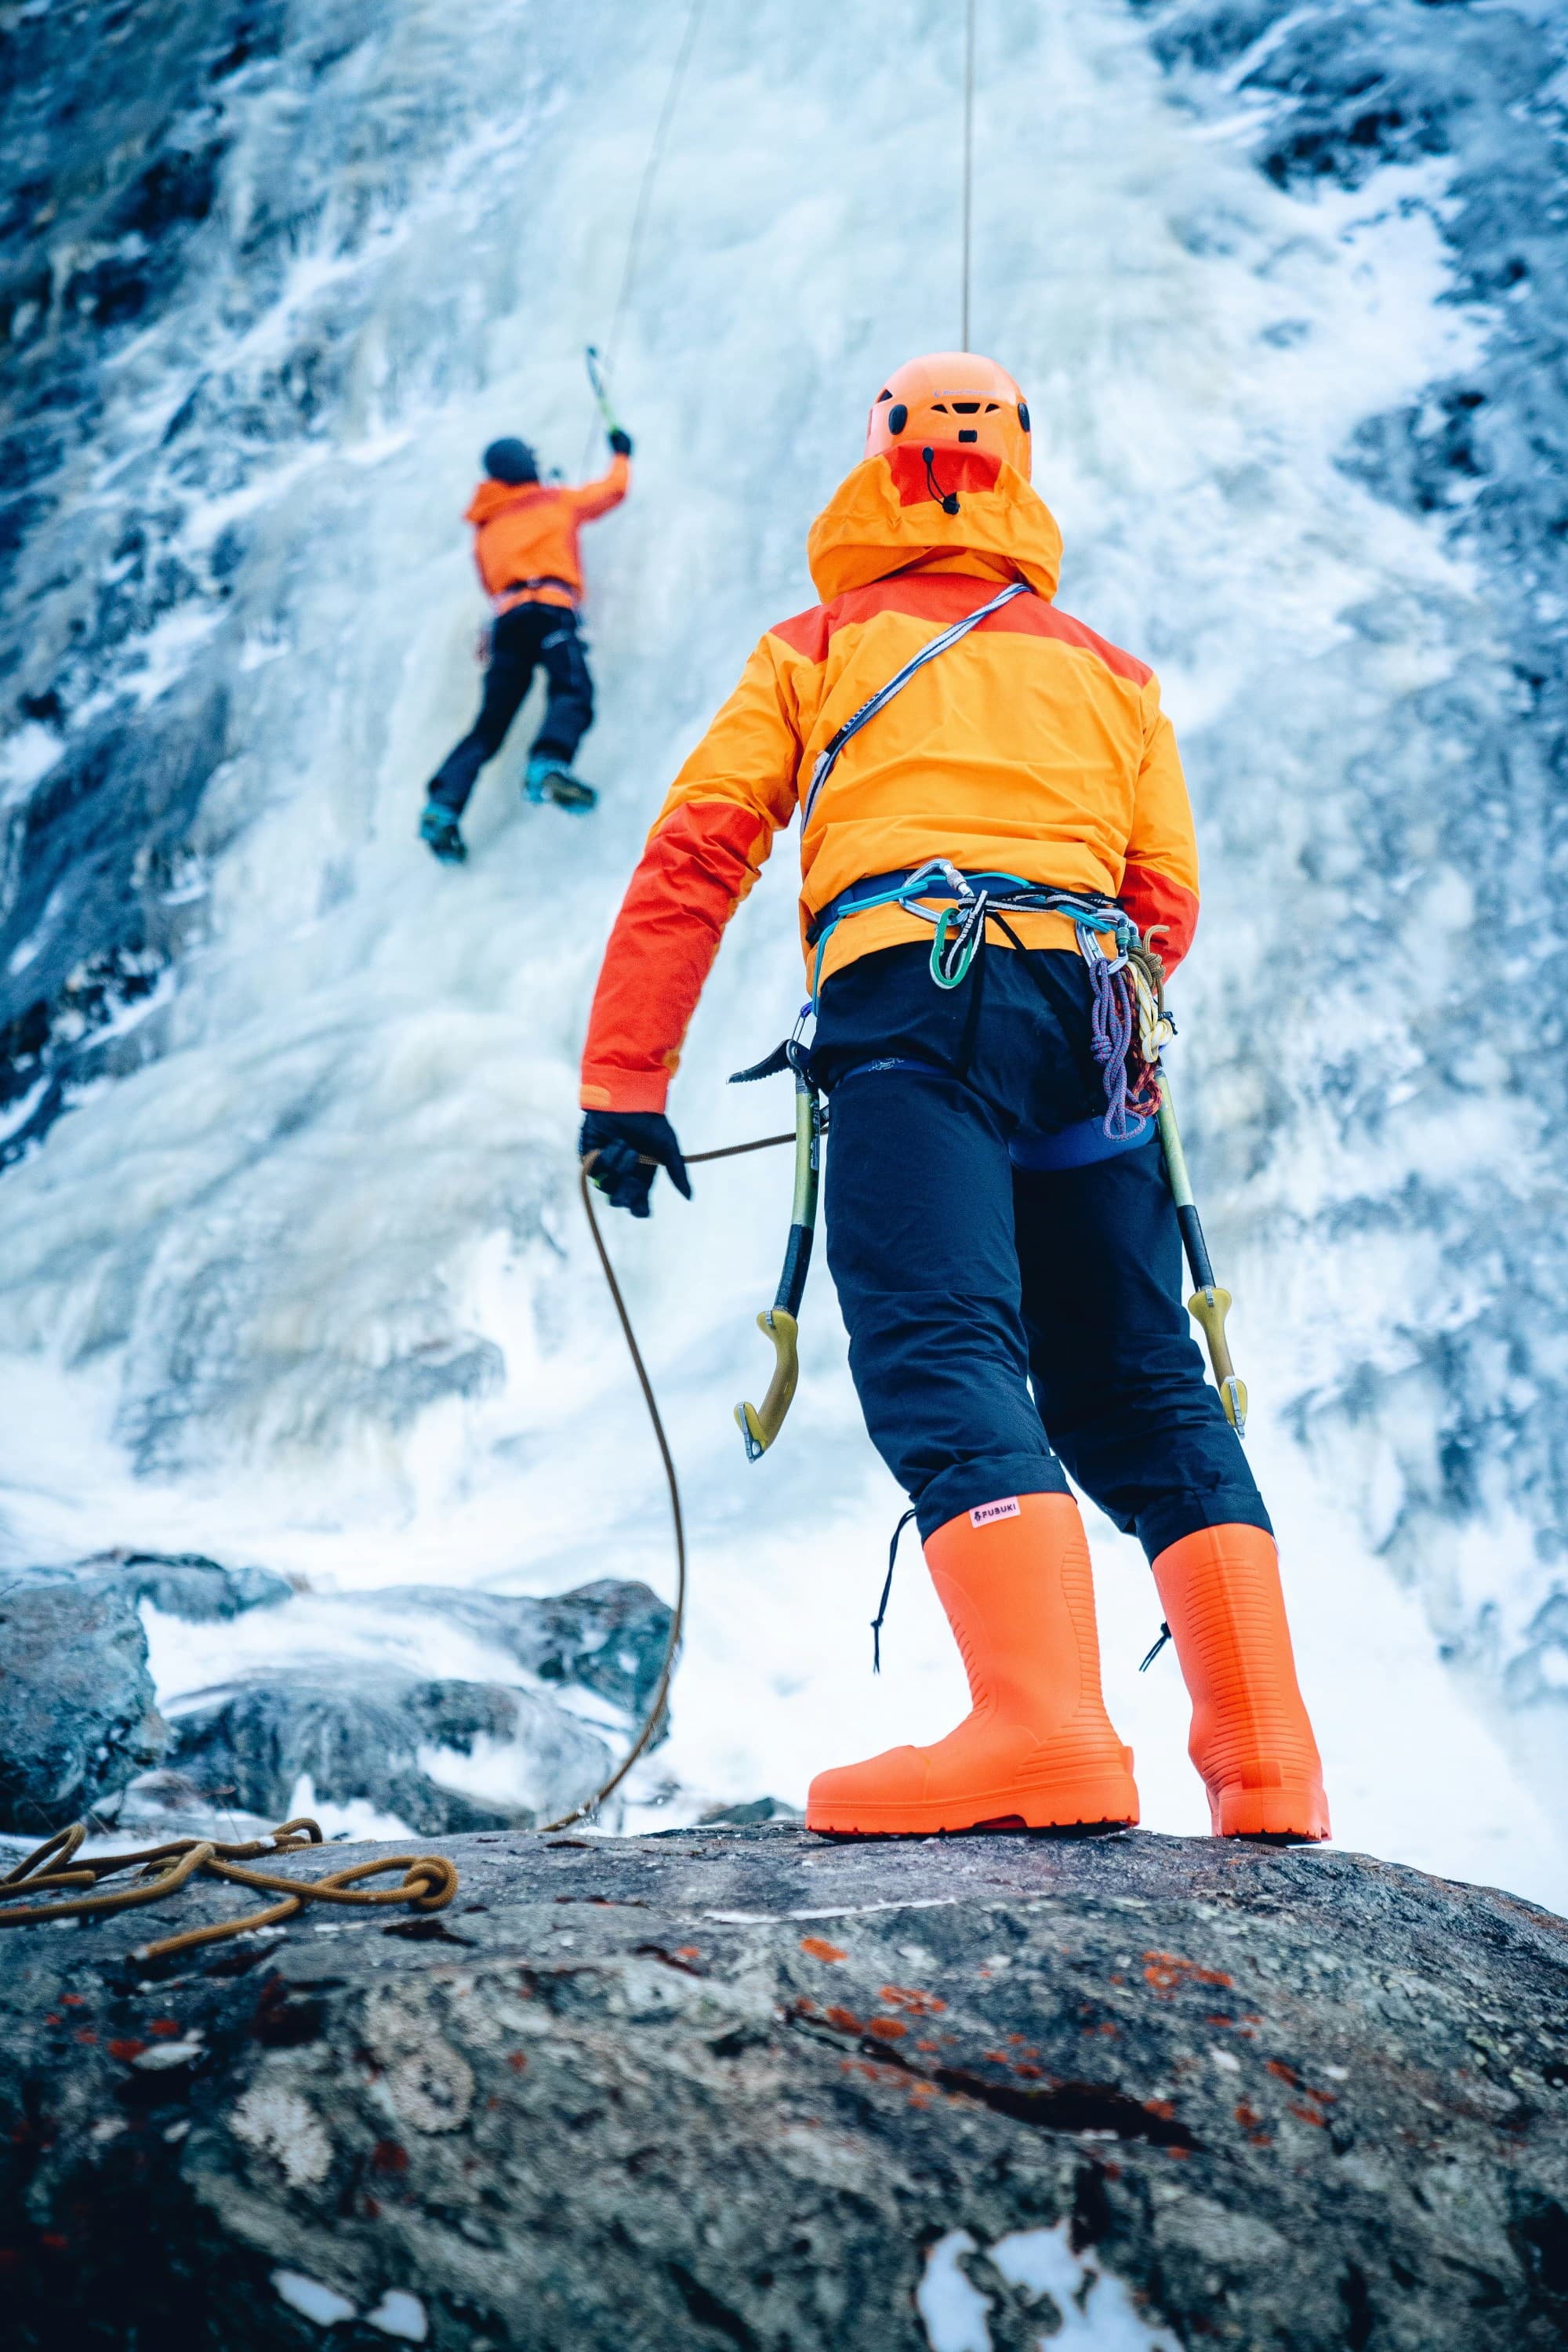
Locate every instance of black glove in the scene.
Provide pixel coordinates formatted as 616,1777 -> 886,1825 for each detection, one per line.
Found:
579,1110 -> 689,1219
608,426 -> 633,458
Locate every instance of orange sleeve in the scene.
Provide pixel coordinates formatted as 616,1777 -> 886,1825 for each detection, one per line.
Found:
579,636 -> 807,1112
569,453 -> 631,524
1120,674 -> 1200,975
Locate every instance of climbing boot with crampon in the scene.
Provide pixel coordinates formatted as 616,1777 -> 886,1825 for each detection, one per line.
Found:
419,803 -> 466,863
524,756 -> 597,812
1151,1523 -> 1329,1842
807,1492 -> 1139,1835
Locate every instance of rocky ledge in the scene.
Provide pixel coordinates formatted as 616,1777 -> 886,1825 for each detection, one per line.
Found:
2,1825 -> 1566,2349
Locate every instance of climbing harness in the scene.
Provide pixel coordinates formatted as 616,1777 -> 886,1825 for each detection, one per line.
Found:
562,1127 -> 792,1831
808,858 -> 1171,1142
0,1819 -> 457,1960
728,1032 -> 824,1459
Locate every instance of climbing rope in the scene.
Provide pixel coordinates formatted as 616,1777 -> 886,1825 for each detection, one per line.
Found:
579,0 -> 707,471
0,1819 -> 457,1960
961,0 -> 976,349
539,1129 -> 792,1833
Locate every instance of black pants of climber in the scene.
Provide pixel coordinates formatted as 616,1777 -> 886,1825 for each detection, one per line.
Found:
814,941 -> 1269,1556
427,601 -> 593,816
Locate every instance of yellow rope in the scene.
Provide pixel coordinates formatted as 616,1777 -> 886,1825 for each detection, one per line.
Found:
0,1818 -> 457,1960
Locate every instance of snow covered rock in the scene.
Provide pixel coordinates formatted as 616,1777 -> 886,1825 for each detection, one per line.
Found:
165,1666 -> 613,1835
363,1577 -> 673,1722
91,1549 -> 293,1622
1,1826 -> 1565,2349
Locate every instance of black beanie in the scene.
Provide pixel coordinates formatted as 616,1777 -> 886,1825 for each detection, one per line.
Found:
483,437 -> 539,485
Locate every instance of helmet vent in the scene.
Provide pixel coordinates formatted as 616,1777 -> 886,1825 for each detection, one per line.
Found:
951,401 -> 982,414
876,389 -> 892,401
1018,401 -> 1031,433
958,429 -> 978,442
887,402 -> 909,434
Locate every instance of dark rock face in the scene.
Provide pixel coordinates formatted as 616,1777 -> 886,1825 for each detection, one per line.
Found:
0,0 -> 291,1149
0,1573 -> 166,1832
0,1552 -> 298,1831
165,1668 -> 613,1835
1,1827 -> 1564,2349
371,1577 -> 675,1721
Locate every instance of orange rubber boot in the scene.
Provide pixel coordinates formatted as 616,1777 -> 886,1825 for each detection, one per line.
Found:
1151,1525 -> 1330,1841
807,1493 -> 1139,1835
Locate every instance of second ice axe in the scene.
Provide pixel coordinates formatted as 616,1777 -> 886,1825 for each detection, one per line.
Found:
1156,1068 -> 1247,1436
728,1036 -> 822,1460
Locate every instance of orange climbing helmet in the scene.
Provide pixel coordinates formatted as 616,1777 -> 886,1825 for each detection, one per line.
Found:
864,350 -> 1032,480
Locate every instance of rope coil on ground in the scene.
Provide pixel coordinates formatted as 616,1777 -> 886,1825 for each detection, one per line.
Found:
0,1819 -> 457,1960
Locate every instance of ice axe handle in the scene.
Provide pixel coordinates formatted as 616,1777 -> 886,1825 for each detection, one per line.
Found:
1156,1082 -> 1247,1437
584,344 -> 623,437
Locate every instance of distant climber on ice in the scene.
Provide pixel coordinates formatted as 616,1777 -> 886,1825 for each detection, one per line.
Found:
419,426 -> 632,863
575,352 -> 1330,1849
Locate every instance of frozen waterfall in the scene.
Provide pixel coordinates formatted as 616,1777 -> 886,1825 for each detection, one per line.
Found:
2,0 -> 1564,1900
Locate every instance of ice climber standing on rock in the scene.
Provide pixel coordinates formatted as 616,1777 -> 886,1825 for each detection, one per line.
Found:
576,354 -> 1330,1845
420,425 -> 632,862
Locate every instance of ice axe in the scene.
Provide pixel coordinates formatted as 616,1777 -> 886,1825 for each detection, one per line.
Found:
1156,1068 -> 1247,1436
584,345 -> 626,440
728,1035 -> 823,1460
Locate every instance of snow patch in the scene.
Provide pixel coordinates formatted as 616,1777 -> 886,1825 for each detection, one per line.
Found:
917,2220 -> 1181,2352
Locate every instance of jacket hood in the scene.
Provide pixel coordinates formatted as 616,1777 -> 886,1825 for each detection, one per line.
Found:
806,446 -> 1062,604
466,478 -> 554,525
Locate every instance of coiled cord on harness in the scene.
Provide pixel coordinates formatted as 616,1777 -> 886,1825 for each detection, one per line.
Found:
545,1129 -> 792,1832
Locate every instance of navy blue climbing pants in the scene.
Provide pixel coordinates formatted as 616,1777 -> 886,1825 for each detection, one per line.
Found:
814,940 -> 1270,1556
427,601 -> 594,816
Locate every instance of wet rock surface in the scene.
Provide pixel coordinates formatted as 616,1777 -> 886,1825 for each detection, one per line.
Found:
165,1668 -> 614,1836
0,1571 -> 167,1834
0,1564 -> 669,1838
1,1825 -> 1564,2350
0,1552 -> 294,1831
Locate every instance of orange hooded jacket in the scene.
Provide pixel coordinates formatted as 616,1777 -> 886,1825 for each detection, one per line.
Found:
466,454 -> 630,612
579,444 -> 1198,1113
